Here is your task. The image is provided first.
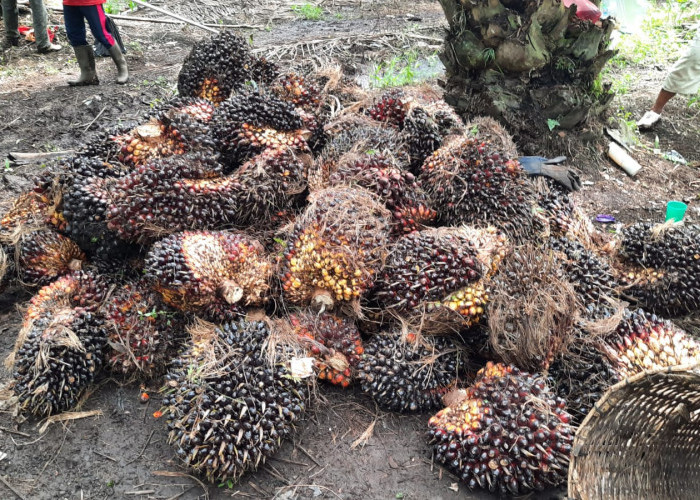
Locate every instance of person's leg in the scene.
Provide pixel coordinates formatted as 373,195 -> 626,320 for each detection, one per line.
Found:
650,89 -> 676,114
64,5 -> 98,86
29,0 -> 60,52
83,4 -> 127,83
1,0 -> 20,47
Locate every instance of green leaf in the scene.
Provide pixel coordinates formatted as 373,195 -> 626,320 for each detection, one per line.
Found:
547,119 -> 560,131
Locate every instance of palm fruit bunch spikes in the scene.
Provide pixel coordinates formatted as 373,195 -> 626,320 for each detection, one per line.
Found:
289,312 -> 363,387
279,187 -> 390,308
534,180 -> 577,237
329,152 -> 436,235
0,191 -> 53,242
162,320 -> 306,483
318,116 -> 410,175
373,228 -> 484,327
144,231 -> 271,322
366,89 -> 408,128
428,362 -> 573,495
403,106 -> 443,173
104,283 -> 181,376
12,308 -> 108,416
211,92 -> 308,167
106,152 -> 231,242
356,331 -> 466,413
618,223 -> 700,315
15,229 -> 85,286
546,340 -> 620,425
177,31 -> 271,105
603,308 -> 700,378
225,146 -> 309,227
271,73 -> 321,110
549,237 -> 619,318
418,135 -> 537,241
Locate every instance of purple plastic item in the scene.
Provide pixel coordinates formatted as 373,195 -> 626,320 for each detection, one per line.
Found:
595,214 -> 616,223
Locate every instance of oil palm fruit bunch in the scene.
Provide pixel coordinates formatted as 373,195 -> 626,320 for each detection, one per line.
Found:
12,308 -> 108,416
145,231 -> 271,322
357,331 -> 467,413
14,229 -> 85,286
0,191 -> 53,242
373,228 -> 487,330
271,73 -> 327,152
618,223 -> 700,315
225,146 -> 310,227
428,362 -> 573,495
151,97 -> 216,127
279,187 -> 390,308
549,237 -> 619,318
106,152 -> 229,242
419,135 -> 537,241
546,340 -> 619,425
162,320 -> 306,483
289,312 -> 363,387
535,181 -> 577,236
104,282 -> 183,376
328,152 -> 436,235
403,106 -> 443,172
423,100 -> 465,138
211,92 -> 308,167
603,308 -> 700,378
61,173 -> 137,268
177,31 -> 261,105
366,89 -> 408,128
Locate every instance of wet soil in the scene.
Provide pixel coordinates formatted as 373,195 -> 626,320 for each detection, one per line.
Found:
0,1 -> 697,499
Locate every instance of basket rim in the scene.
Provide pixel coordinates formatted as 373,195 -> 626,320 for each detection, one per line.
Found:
568,363 -> 700,498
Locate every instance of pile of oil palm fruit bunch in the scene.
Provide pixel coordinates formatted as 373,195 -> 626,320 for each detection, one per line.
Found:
2,31 -> 699,496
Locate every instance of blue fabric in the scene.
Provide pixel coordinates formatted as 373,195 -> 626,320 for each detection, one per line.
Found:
63,4 -> 114,48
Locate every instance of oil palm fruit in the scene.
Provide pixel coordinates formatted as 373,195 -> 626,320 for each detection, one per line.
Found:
366,89 -> 408,128
144,231 -> 271,322
177,31 -> 260,104
328,152 -> 436,235
419,135 -> 537,241
357,331 -> 466,413
289,312 -> 363,387
16,229 -> 85,286
12,308 -> 108,416
403,106 -> 443,172
603,308 -> 700,377
104,282 -> 183,376
428,362 -> 573,495
279,187 -> 390,308
162,320 -> 306,483
211,92 -> 308,167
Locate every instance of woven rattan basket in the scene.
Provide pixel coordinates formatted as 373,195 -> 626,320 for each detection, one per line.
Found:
568,364 -> 700,500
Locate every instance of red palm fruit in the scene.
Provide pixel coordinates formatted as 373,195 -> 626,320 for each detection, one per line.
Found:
366,89 -> 408,128
289,312 -> 363,388
428,362 -> 573,495
144,231 -> 271,322
104,282 -> 182,376
271,73 -> 322,110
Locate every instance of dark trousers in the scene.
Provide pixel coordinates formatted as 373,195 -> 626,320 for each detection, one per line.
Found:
63,4 -> 114,48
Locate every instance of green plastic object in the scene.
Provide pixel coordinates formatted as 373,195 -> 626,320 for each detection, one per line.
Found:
665,201 -> 687,222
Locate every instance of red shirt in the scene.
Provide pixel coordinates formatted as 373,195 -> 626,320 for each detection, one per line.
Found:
63,0 -> 106,6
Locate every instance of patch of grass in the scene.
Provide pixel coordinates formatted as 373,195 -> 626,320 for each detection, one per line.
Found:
610,72 -> 638,96
104,0 -> 135,15
371,50 -> 444,89
291,3 -> 324,21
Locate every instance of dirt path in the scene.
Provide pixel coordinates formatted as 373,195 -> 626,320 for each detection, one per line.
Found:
0,1 -> 697,499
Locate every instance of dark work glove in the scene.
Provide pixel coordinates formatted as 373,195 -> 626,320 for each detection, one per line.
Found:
518,156 -> 581,192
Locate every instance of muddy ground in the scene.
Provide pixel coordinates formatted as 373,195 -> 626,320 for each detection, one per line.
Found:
0,1 -> 698,499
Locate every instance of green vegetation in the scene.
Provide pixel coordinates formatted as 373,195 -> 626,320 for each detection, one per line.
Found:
104,0 -> 135,15
291,3 -> 324,21
547,119 -> 560,132
370,51 -> 442,89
